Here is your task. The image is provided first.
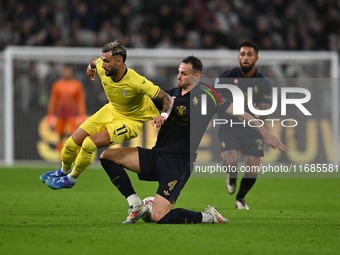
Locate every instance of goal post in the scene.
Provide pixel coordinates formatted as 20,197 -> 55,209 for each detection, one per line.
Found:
1,46 -> 339,166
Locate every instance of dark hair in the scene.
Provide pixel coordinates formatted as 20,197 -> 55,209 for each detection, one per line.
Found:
102,40 -> 127,63
182,55 -> 203,73
239,40 -> 259,55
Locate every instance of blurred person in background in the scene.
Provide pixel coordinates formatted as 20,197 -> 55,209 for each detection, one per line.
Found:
47,64 -> 87,157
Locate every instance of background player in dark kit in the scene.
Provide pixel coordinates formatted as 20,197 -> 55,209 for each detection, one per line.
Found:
215,41 -> 272,209
100,56 -> 286,224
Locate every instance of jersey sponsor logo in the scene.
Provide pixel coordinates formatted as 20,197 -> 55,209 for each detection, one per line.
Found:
164,190 -> 169,196
254,86 -> 258,93
142,79 -> 146,84
119,88 -> 130,96
192,96 -> 199,106
103,82 -> 108,86
264,95 -> 271,99
176,105 -> 186,116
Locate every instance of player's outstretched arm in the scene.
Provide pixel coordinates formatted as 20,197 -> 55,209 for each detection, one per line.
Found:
86,57 -> 100,81
225,103 -> 287,151
151,90 -> 174,128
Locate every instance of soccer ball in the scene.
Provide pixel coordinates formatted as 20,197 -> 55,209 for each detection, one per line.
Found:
142,197 -> 154,222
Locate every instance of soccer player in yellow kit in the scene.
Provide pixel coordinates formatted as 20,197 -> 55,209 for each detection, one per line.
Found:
40,41 -> 173,193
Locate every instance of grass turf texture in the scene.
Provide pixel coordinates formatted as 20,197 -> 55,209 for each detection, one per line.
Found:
0,167 -> 339,255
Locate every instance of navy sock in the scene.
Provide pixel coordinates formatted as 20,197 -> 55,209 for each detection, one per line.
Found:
100,158 -> 136,198
225,163 -> 237,184
236,174 -> 257,200
157,208 -> 202,224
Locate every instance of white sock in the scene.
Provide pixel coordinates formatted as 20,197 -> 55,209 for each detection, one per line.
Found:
126,194 -> 142,207
61,168 -> 71,175
201,212 -> 213,223
67,173 -> 77,184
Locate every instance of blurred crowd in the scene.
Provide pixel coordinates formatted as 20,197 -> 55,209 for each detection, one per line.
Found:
1,0 -> 340,51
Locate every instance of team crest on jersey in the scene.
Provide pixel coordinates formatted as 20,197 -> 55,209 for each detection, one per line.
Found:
120,88 -> 129,96
254,86 -> 258,93
192,96 -> 199,106
176,105 -> 186,116
234,79 -> 239,84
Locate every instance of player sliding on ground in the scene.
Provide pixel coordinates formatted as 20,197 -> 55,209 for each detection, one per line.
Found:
100,56 -> 287,224
40,40 -> 173,189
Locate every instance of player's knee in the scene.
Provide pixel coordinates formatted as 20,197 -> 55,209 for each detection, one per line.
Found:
99,150 -> 108,159
99,150 -> 119,165
82,137 -> 98,154
151,211 -> 166,223
221,150 -> 238,166
151,203 -> 172,223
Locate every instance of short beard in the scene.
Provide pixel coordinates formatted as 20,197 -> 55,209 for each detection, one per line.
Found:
239,61 -> 255,74
105,64 -> 118,77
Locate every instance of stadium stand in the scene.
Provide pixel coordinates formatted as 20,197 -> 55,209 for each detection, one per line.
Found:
0,0 -> 339,52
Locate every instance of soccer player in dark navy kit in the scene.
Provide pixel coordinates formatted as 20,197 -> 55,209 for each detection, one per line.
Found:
215,41 -> 272,210
99,56 -> 285,224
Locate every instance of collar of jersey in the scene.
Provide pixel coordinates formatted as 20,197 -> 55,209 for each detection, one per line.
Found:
111,66 -> 128,83
190,82 -> 203,95
173,87 -> 190,97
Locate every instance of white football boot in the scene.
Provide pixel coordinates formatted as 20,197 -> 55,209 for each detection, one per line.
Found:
204,205 -> 230,223
226,174 -> 236,194
123,203 -> 149,224
235,199 -> 249,210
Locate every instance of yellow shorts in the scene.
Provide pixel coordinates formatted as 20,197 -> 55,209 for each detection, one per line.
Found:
79,103 -> 144,145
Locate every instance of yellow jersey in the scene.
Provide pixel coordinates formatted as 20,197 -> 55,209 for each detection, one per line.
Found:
95,58 -> 160,122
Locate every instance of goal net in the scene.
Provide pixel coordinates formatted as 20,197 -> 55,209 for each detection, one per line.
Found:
1,47 -> 338,166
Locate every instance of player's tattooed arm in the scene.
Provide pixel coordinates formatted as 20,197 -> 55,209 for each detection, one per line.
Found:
155,89 -> 173,116
152,89 -> 174,128
221,150 -> 238,166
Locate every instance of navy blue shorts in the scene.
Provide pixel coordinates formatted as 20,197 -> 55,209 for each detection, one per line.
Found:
218,132 -> 264,157
138,147 -> 192,203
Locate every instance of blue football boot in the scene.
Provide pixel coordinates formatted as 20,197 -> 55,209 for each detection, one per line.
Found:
46,175 -> 75,190
40,168 -> 67,183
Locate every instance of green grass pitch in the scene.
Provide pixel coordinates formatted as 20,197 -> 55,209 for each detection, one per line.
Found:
0,166 -> 339,255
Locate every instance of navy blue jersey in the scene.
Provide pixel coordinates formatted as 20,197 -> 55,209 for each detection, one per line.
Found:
153,84 -> 231,160
214,67 -> 272,136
